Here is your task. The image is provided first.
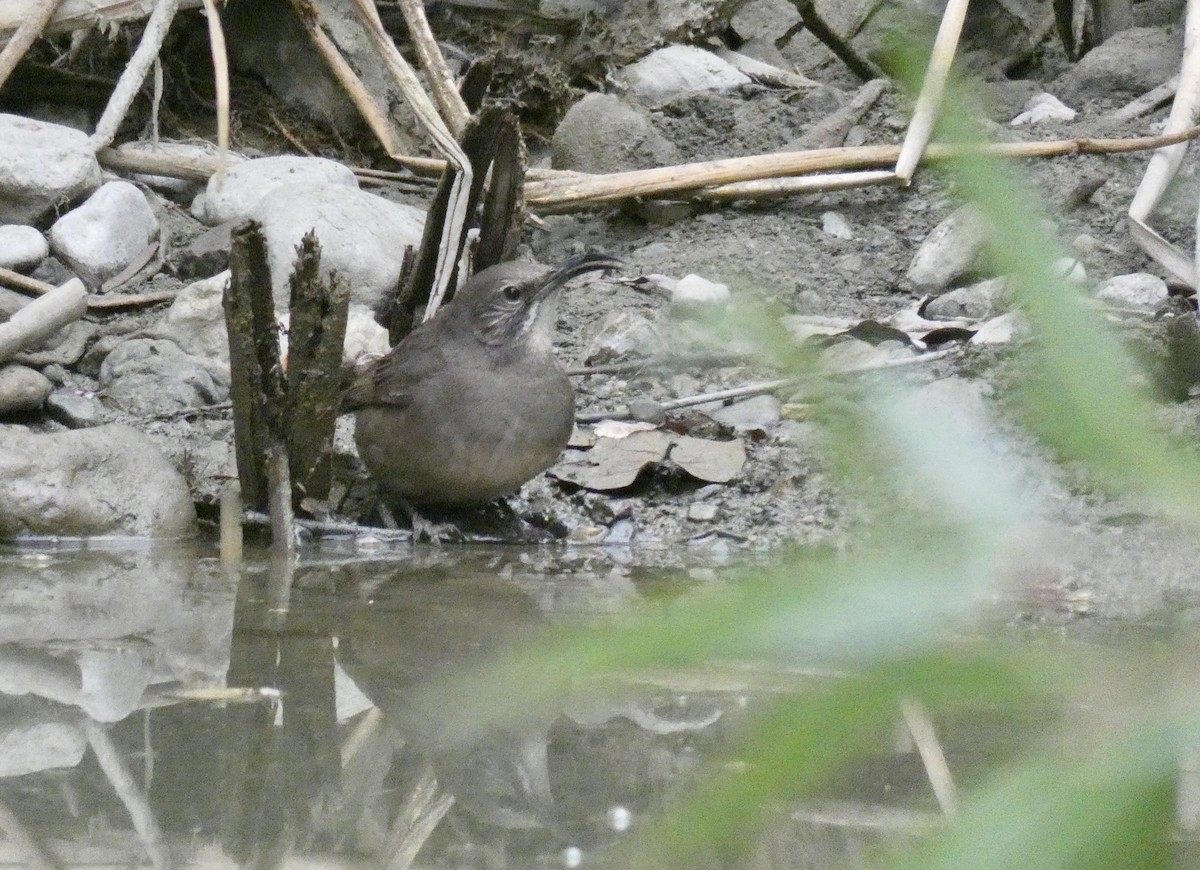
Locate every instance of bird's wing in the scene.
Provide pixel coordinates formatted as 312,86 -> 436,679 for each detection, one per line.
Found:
344,319 -> 451,411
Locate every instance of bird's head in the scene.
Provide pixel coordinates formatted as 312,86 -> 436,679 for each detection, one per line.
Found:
458,253 -> 622,350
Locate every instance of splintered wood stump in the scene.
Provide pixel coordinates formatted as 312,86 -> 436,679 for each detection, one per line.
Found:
284,231 -> 349,504
226,221 -> 286,513
389,106 -> 525,344
225,223 -> 348,519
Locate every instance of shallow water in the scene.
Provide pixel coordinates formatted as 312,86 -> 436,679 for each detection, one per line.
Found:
0,539 -> 1192,869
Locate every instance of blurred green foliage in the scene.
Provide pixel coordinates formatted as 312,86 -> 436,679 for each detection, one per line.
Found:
434,54 -> 1200,870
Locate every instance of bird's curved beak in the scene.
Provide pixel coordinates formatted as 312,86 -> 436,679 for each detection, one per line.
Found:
534,252 -> 624,301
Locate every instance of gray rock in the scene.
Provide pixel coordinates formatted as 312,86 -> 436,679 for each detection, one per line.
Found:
907,204 -> 989,293
48,181 -> 159,290
0,423 -> 196,538
248,182 -> 425,312
156,272 -> 231,363
173,221 -> 233,279
0,365 -> 51,416
1094,272 -> 1168,310
1055,27 -> 1182,101
99,338 -> 229,416
617,45 -> 751,104
541,0 -> 618,15
923,276 -> 1008,321
0,225 -> 47,270
0,712 -> 85,777
732,0 -> 802,42
197,154 -> 357,225
0,114 -> 100,225
584,310 -> 666,364
29,256 -> 75,286
552,93 -> 678,174
687,502 -> 719,521
0,287 -> 26,319
981,78 -> 1042,121
46,389 -> 101,428
225,0 -> 400,134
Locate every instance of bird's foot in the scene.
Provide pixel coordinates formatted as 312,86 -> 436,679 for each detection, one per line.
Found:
392,496 -> 463,544
409,511 -> 464,544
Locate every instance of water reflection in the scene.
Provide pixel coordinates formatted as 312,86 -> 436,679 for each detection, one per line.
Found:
0,541 -> 970,869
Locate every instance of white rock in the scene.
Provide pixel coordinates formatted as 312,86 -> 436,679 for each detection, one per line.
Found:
617,45 -> 751,104
1094,272 -> 1168,310
923,276 -> 1008,321
197,155 -> 357,225
161,272 -> 391,369
249,182 -> 425,312
0,224 -> 47,270
0,114 -> 100,224
672,273 -> 731,305
49,181 -> 159,289
907,204 -> 988,292
1011,92 -> 1077,125
158,271 -> 231,362
970,312 -> 1022,345
1054,256 -> 1087,286
279,304 -> 391,368
821,211 -> 853,240
342,305 -> 390,363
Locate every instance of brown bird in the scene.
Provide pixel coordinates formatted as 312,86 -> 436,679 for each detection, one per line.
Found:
347,254 -> 620,506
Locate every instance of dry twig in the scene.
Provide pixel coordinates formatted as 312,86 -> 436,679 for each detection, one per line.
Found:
89,0 -> 182,150
894,0 -> 969,184
526,128 -> 1200,208
0,0 -> 66,89
0,279 -> 87,363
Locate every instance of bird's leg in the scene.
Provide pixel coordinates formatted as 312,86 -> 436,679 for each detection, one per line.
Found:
389,495 -> 463,544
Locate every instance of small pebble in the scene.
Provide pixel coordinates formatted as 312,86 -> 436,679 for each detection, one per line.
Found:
569,525 -> 609,544
672,273 -> 730,305
628,396 -> 666,425
1053,256 -> 1087,286
688,502 -> 719,521
0,224 -> 48,270
821,211 -> 853,240
607,805 -> 632,832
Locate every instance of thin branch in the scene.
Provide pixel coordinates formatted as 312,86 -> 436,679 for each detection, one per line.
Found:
894,0 -> 970,184
792,0 -> 883,80
85,721 -> 169,870
525,127 -> 1200,208
0,279 -> 87,363
89,0 -> 182,151
396,0 -> 470,136
0,0 -> 66,89
899,697 -> 959,815
197,0 -> 231,160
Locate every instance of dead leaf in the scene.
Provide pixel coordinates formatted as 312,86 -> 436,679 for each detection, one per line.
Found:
670,436 -> 746,484
551,430 -> 672,491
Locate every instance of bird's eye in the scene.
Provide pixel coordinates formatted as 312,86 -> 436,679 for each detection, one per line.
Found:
502,284 -> 522,302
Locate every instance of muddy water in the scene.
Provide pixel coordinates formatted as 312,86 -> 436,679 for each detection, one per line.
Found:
0,540 -> 1183,869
